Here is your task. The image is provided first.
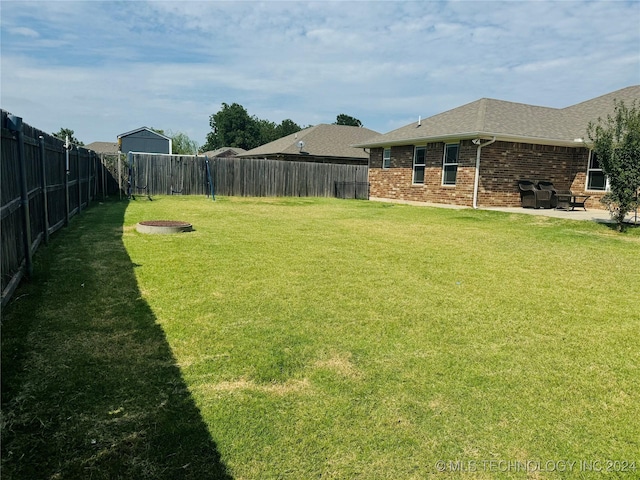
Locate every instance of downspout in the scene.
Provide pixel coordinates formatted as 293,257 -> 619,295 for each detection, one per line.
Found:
472,137 -> 496,209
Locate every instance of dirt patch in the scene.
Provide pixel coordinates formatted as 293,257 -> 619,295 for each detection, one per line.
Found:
196,377 -> 311,396
314,352 -> 363,380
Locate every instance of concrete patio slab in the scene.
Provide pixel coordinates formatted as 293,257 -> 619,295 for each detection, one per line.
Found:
369,197 -> 640,225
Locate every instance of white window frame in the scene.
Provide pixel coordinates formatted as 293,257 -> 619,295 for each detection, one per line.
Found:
383,148 -> 391,169
586,150 -> 609,192
413,146 -> 426,184
442,143 -> 459,186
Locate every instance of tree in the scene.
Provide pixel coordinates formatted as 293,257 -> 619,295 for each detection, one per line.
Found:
276,119 -> 302,138
201,104 -> 303,152
256,118 -> 279,145
587,100 -> 640,231
334,114 -> 362,127
150,128 -> 198,154
53,127 -> 84,146
169,131 -> 199,155
259,118 -> 303,144
202,103 -> 261,151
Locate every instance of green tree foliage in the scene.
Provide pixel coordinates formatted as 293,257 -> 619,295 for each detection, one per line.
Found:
587,100 -> 640,231
169,131 -> 199,155
202,103 -> 260,151
53,128 -> 84,146
334,114 -> 362,127
256,118 -> 279,145
201,103 -> 302,152
276,118 -> 302,138
150,128 -> 198,154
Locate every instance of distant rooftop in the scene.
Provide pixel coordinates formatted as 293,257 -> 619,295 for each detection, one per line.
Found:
85,141 -> 119,154
202,147 -> 247,157
240,124 -> 380,159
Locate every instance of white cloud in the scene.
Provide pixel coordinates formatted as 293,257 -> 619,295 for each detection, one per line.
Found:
9,26 -> 39,37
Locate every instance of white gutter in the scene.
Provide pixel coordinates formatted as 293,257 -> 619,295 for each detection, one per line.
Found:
472,137 -> 496,209
354,132 -> 583,149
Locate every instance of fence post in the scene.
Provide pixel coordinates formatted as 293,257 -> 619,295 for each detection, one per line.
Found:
64,140 -> 70,226
6,114 -> 33,276
39,135 -> 50,245
127,151 -> 133,199
118,152 -> 122,200
205,156 -> 215,200
77,148 -> 82,214
92,152 -> 98,201
101,154 -> 107,199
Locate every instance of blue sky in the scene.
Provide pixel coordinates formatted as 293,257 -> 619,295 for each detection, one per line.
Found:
1,0 -> 639,147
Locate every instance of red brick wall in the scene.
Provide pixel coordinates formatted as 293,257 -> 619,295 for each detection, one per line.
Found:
369,141 -> 606,209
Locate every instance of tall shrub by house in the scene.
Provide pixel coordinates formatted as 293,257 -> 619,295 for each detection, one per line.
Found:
587,100 -> 640,230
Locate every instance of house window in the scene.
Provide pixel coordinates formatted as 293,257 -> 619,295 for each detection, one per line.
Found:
413,146 -> 426,184
442,143 -> 459,185
383,148 -> 391,169
586,151 -> 608,191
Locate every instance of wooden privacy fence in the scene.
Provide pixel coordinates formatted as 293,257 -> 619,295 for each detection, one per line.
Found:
129,153 -> 369,199
214,157 -> 369,198
1,110 -> 116,307
129,152 -> 210,196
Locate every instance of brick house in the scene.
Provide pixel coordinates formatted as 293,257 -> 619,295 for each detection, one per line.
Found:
354,86 -> 640,209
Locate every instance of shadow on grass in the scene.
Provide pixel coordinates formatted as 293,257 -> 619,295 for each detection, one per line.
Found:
1,200 -> 232,479
602,222 -> 640,233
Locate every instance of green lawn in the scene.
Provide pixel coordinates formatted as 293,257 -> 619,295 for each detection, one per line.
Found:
2,196 -> 639,479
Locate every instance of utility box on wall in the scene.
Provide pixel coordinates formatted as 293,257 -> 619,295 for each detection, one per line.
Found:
118,127 -> 171,154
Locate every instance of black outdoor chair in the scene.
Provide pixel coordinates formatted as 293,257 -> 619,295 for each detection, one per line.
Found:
537,181 -> 573,209
518,180 -> 552,209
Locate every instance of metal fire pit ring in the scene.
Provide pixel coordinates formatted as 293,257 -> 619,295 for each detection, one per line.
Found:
136,220 -> 193,234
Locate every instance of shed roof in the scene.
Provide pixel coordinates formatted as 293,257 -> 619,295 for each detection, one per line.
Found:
239,124 -> 379,159
117,127 -> 172,141
355,85 -> 640,148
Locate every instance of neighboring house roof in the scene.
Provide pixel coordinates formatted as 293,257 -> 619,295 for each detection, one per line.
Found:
239,124 -> 380,160
117,127 -> 172,141
355,85 -> 640,148
202,147 -> 247,157
85,141 -> 119,154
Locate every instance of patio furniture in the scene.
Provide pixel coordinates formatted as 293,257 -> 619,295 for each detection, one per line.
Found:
555,192 -> 572,210
570,194 -> 590,211
555,192 -> 590,211
518,180 -> 552,209
537,181 -> 560,208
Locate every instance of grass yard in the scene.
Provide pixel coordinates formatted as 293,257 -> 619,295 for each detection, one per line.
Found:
2,196 -> 639,479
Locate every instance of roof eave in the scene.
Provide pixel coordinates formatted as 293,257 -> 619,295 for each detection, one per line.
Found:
353,132 -> 480,148
354,132 -> 589,149
117,127 -> 172,141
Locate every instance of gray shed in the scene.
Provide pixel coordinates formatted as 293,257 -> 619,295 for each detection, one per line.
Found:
118,127 -> 172,154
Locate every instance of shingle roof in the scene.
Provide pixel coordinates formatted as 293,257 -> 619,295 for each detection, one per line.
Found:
202,147 -> 247,157
86,141 -> 119,154
355,85 -> 640,147
239,124 -> 380,159
117,127 -> 171,141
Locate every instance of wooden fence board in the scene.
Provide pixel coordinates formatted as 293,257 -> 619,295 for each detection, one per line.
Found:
1,109 -> 115,307
129,153 -> 368,200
